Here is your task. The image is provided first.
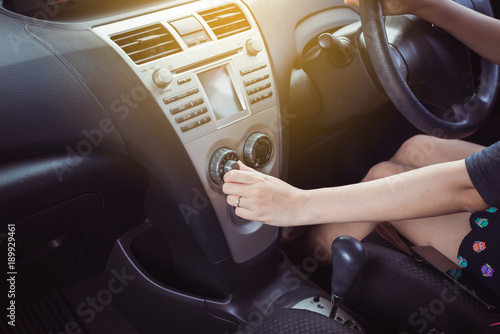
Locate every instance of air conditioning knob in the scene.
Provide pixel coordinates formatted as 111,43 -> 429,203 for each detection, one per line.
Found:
152,68 -> 173,88
244,133 -> 273,168
246,38 -> 263,56
209,148 -> 240,184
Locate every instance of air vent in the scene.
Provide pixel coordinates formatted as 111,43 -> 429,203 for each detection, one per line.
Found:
110,23 -> 182,65
199,4 -> 251,39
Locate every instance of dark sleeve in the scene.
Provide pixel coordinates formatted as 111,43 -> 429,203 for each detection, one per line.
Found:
465,141 -> 500,207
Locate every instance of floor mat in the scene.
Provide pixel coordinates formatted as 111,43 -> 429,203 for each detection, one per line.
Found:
0,291 -> 87,334
0,272 -> 139,334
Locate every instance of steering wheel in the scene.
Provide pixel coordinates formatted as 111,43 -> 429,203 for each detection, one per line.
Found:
359,0 -> 499,139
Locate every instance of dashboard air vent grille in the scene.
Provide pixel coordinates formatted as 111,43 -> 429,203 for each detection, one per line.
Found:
199,4 -> 251,39
110,23 -> 181,65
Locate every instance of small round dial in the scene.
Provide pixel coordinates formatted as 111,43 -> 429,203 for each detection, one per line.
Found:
209,148 -> 240,184
244,133 -> 273,168
246,38 -> 263,56
152,68 -> 173,88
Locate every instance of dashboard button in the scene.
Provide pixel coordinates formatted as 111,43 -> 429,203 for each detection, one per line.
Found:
164,87 -> 199,105
181,121 -> 199,132
175,111 -> 197,123
247,87 -> 259,95
192,98 -> 204,106
164,96 -> 180,104
180,115 -> 211,132
200,115 -> 211,124
250,96 -> 261,104
171,104 -> 188,114
257,82 -> 271,92
263,91 -> 273,99
177,77 -> 192,85
240,63 -> 267,76
244,78 -> 256,87
171,98 -> 204,114
255,73 -> 270,82
195,107 -> 208,116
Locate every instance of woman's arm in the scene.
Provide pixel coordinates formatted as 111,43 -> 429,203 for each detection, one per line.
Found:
222,160 -> 488,227
346,0 -> 500,65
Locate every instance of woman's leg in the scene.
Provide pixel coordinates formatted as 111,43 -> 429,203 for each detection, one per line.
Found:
303,135 -> 485,264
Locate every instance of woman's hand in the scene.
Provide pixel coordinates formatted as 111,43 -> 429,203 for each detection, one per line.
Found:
222,162 -> 307,227
345,0 -> 434,16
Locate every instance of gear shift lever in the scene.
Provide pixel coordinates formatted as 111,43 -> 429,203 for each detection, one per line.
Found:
329,236 -> 367,319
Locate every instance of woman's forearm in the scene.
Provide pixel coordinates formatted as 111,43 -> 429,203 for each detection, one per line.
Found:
223,160 -> 487,227
300,160 -> 487,226
346,0 -> 500,64
414,0 -> 500,65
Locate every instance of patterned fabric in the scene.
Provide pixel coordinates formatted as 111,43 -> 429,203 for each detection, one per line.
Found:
458,208 -> 500,296
241,309 -> 359,334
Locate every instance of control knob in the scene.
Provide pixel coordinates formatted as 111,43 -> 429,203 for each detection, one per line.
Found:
153,68 -> 173,88
244,133 -> 273,168
246,38 -> 263,56
209,148 -> 240,184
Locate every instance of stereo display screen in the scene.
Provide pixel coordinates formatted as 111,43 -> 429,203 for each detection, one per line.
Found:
198,65 -> 243,121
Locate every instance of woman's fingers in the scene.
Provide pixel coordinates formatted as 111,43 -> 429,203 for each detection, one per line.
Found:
344,0 -> 412,16
226,193 -> 257,220
234,206 -> 254,220
226,193 -> 250,209
226,194 -> 239,207
223,162 -> 266,185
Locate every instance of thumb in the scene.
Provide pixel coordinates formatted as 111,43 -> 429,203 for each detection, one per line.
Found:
237,160 -> 255,172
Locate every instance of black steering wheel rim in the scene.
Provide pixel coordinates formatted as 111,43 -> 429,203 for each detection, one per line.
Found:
359,0 -> 499,139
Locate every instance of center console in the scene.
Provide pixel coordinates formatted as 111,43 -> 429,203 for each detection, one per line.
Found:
93,0 -> 280,263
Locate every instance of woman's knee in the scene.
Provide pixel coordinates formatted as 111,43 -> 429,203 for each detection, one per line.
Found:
391,134 -> 441,167
364,161 -> 411,181
391,135 -> 481,167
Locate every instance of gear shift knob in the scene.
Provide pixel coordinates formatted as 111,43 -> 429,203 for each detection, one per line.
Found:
329,235 -> 367,318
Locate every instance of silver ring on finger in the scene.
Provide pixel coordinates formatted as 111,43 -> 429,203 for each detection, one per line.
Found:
236,196 -> 242,208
